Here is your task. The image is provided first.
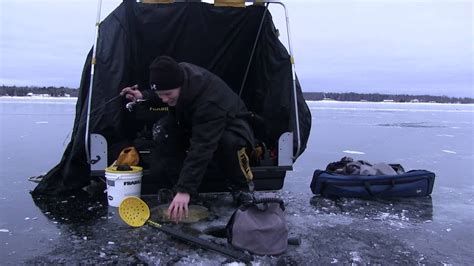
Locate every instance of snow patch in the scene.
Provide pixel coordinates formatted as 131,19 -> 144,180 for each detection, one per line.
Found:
349,251 -> 362,262
442,150 -> 457,154
343,150 -> 365,155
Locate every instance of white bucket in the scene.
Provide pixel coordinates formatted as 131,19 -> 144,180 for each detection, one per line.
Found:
105,166 -> 143,207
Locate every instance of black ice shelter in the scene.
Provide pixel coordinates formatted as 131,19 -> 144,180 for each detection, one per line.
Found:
33,0 -> 311,196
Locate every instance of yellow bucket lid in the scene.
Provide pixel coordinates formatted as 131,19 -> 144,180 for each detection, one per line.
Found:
105,165 -> 143,173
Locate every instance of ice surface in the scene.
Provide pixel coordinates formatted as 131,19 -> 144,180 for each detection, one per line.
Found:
1,100 -> 473,264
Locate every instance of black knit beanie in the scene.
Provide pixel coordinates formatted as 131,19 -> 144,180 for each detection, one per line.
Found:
149,56 -> 184,91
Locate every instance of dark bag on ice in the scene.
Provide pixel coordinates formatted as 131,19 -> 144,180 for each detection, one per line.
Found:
310,169 -> 435,198
226,198 -> 288,255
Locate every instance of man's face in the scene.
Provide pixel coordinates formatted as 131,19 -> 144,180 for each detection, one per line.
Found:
156,87 -> 181,106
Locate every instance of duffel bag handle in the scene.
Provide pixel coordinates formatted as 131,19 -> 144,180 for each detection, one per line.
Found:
251,197 -> 285,211
363,180 -> 395,196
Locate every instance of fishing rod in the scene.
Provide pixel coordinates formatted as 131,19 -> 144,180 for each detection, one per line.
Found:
62,94 -> 122,148
89,94 -> 122,116
61,93 -> 146,151
89,92 -> 147,117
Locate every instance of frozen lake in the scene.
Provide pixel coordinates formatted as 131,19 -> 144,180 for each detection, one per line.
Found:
0,97 -> 473,264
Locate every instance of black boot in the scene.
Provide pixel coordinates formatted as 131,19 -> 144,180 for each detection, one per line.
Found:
231,190 -> 254,206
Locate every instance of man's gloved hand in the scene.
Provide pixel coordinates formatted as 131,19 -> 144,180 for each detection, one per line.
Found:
120,84 -> 143,102
167,192 -> 190,222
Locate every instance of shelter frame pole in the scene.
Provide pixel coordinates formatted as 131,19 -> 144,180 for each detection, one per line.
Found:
255,1 -> 302,159
238,3 -> 269,97
85,0 -> 103,164
234,0 -> 302,159
84,0 -> 302,161
279,2 -> 302,159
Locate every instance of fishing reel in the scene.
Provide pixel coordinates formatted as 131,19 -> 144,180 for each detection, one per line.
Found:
125,99 -> 147,112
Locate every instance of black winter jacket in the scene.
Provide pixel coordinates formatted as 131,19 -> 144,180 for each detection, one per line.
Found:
144,63 -> 254,195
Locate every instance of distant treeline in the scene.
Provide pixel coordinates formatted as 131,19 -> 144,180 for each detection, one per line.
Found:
0,85 -> 79,97
1,86 -> 472,104
303,92 -> 474,104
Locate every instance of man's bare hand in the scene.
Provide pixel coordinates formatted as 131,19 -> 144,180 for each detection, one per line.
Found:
120,84 -> 143,102
167,192 -> 190,223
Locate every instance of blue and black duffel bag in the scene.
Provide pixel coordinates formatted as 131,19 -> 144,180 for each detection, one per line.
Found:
310,169 -> 435,198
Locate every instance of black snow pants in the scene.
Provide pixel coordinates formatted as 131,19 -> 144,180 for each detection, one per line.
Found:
150,115 -> 250,194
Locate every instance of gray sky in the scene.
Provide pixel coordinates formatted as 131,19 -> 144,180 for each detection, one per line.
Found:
0,0 -> 472,97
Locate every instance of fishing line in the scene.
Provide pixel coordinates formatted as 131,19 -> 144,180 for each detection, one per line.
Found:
62,93 -> 123,147
62,130 -> 72,147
